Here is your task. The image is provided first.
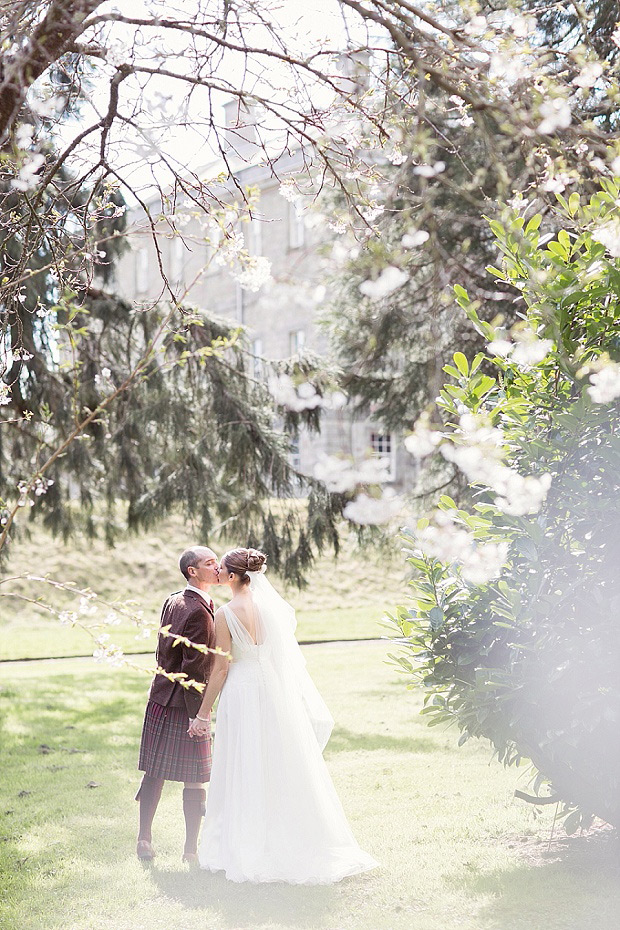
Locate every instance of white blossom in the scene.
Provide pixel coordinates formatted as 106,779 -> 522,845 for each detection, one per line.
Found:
537,98 -> 572,134
413,161 -> 445,178
512,14 -> 536,37
440,414 -> 552,516
362,204 -> 385,224
592,219 -> 620,257
464,15 -> 489,36
0,384 -> 10,406
487,339 -> 513,357
359,266 -> 409,301
30,96 -> 59,118
489,52 -> 531,83
313,456 -> 357,493
343,492 -> 402,525
322,390 -> 347,411
313,454 -> 389,493
487,331 -> 552,367
268,374 -> 321,411
234,255 -> 272,291
610,156 -> 620,175
279,179 -> 302,203
587,362 -> 620,404
15,125 -> 34,147
214,232 -> 245,265
542,172 -> 573,194
493,471 -> 552,516
104,611 -> 122,626
573,62 -> 603,88
58,611 -> 78,625
79,595 -> 98,617
33,477 -> 54,497
11,153 -> 45,191
12,348 -> 34,362
417,517 -> 508,584
401,229 -> 429,249
511,331 -> 553,367
93,640 -> 125,666
404,418 -> 443,458
387,146 -> 407,166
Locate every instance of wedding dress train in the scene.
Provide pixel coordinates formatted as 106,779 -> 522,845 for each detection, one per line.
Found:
198,576 -> 378,884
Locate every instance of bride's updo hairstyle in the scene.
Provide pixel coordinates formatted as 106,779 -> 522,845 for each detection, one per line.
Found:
222,547 -> 267,585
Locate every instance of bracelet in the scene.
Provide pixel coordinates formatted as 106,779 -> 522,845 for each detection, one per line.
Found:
195,714 -> 209,722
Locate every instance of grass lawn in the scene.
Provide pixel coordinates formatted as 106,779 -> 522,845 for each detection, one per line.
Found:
2,641 -> 620,930
0,516 -> 403,660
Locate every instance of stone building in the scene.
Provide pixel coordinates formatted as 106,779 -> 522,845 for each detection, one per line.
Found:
115,101 -> 412,490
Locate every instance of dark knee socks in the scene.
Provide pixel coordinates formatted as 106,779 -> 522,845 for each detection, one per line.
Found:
183,787 -> 206,855
136,775 -> 165,843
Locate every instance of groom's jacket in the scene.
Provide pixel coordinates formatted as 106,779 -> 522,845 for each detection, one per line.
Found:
148,589 -> 215,718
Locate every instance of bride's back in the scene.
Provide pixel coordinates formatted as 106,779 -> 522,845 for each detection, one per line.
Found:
224,595 -> 263,649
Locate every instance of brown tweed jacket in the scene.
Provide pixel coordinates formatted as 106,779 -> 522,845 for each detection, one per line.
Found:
148,589 -> 215,718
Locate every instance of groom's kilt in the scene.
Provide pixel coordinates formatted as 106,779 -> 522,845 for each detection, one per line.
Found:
138,700 -> 212,783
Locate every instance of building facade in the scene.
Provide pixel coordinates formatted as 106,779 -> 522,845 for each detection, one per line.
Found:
115,104 -> 412,490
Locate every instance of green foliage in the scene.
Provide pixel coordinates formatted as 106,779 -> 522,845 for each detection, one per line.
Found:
391,180 -> 620,828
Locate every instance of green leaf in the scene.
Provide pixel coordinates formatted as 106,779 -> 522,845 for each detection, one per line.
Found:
453,352 -> 469,376
439,495 -> 457,509
525,214 -> 542,235
453,284 -> 469,302
429,607 -> 445,631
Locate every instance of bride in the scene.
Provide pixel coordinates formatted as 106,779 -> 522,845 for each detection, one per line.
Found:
187,546 -> 378,884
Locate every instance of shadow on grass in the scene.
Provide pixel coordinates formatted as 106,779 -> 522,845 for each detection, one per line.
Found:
149,865 -> 340,929
457,827 -> 620,930
325,725 -> 436,755
0,670 -> 362,930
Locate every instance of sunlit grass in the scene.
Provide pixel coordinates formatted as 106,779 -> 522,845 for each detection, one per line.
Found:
3,642 -> 620,930
1,514 -> 403,660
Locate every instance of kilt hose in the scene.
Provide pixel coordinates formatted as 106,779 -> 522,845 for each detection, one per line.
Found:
138,700 -> 212,783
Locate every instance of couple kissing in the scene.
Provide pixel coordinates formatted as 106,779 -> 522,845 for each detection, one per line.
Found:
136,544 -> 378,884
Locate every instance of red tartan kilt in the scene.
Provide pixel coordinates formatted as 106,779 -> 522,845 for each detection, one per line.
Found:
138,700 -> 212,783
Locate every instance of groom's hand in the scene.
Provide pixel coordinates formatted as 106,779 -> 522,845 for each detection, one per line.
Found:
187,717 -> 209,738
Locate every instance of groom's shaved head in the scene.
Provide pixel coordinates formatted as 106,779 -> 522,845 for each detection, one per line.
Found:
179,546 -> 216,581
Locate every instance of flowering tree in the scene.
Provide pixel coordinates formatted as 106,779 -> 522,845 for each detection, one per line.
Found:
2,0 -> 620,659
390,179 -> 620,829
323,0 -> 620,441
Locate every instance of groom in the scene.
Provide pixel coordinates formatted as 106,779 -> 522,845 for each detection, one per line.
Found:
136,546 -> 219,862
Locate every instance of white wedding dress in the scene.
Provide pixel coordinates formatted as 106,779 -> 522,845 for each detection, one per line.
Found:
199,573 -> 378,884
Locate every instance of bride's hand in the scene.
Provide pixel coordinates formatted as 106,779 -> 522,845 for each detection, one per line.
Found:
187,717 -> 209,738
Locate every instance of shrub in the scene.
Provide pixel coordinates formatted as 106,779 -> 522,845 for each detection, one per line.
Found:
391,180 -> 620,832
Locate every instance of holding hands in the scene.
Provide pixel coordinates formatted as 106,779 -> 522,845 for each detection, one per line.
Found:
188,716 -> 210,739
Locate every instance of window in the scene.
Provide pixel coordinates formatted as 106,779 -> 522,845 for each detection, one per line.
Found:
135,247 -> 149,293
252,338 -> 264,380
370,432 -> 395,481
247,219 -> 262,255
288,201 -> 305,249
289,329 -> 305,355
170,237 -> 184,284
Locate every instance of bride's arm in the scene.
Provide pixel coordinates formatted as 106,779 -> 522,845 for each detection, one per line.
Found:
187,610 -> 232,738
